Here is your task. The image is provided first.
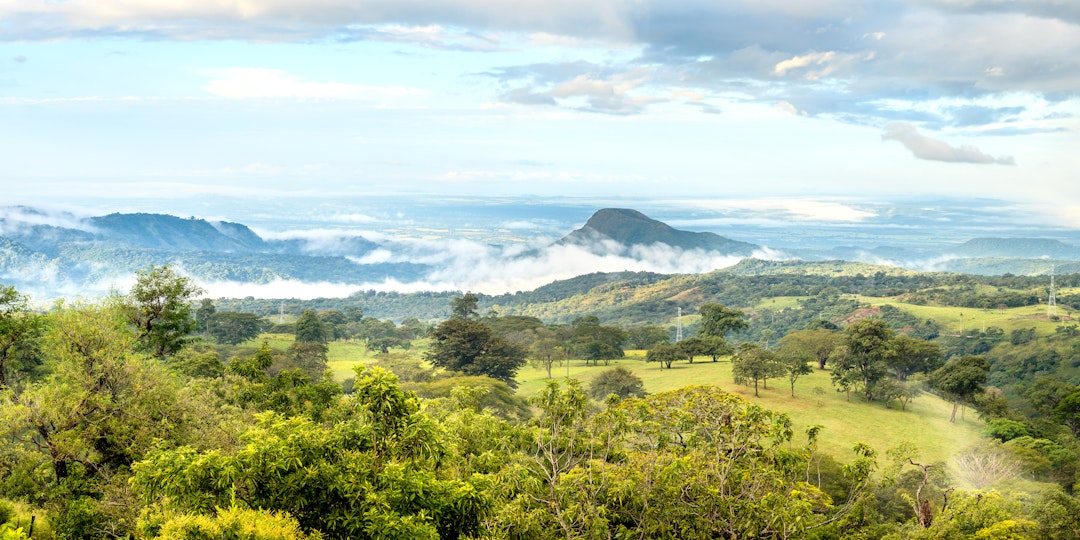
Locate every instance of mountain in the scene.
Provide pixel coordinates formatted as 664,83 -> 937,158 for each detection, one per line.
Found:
951,238 -> 1080,259
560,208 -> 759,255
89,213 -> 270,252
0,209 -> 419,299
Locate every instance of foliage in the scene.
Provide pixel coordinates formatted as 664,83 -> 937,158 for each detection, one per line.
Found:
0,302 -> 192,538
207,311 -> 265,345
832,318 -> 893,402
931,355 -> 990,423
645,342 -> 681,369
779,328 -> 841,370
426,318 -> 527,387
0,285 -> 44,389
165,346 -> 225,379
123,265 -> 204,358
293,309 -> 329,344
133,366 -> 490,540
625,325 -> 670,349
731,342 -> 785,397
698,302 -> 749,338
586,366 -> 646,400
143,506 -> 313,540
488,380 -> 857,539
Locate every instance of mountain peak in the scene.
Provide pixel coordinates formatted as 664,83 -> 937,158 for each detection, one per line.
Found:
562,208 -> 759,255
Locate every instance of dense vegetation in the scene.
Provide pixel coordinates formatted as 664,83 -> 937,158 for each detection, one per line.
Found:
5,262 -> 1080,538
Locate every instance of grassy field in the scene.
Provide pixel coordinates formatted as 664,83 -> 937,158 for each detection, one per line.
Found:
266,334 -> 986,481
516,352 -> 986,471
852,295 -> 1074,335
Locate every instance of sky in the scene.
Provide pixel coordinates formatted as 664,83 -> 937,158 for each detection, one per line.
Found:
1,0 -> 1079,227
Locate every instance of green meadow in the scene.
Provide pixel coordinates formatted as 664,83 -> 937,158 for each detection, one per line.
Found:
514,352 -> 986,471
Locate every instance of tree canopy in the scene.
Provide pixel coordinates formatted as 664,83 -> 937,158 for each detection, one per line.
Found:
425,318 -> 527,386
123,265 -> 204,358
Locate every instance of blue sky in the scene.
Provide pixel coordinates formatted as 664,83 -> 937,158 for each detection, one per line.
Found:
2,0 -> 1079,227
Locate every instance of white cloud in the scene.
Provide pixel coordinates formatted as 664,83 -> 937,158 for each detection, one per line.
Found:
200,278 -> 361,300
201,68 -> 426,101
666,198 -> 877,223
882,122 -> 1016,165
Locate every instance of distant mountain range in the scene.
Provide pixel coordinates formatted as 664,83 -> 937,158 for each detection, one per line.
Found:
2,205 -> 1080,301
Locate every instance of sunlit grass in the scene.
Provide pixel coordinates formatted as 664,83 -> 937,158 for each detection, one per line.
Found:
518,352 -> 985,467
267,331 -> 988,475
851,296 -> 1073,335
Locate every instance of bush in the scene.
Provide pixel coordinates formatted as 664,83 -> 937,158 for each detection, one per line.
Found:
143,507 -> 312,540
983,419 -> 1030,442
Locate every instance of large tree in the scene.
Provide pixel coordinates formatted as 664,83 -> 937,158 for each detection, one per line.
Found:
208,311 -> 265,345
425,318 -> 527,386
645,342 -> 681,369
626,325 -> 670,350
832,318 -> 893,402
293,309 -> 329,344
124,265 -> 204,358
698,303 -> 749,339
885,334 -> 943,381
450,292 -> 479,320
570,316 -> 626,365
731,343 -> 784,397
931,355 -> 990,423
778,328 -> 841,370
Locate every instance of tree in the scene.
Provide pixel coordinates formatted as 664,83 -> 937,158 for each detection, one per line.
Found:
731,343 -> 784,397
132,366 -> 489,539
451,292 -> 479,320
207,311 -> 264,345
194,298 -> 215,334
676,337 -> 706,363
529,337 -> 564,379
1,303 -> 191,536
356,318 -> 407,353
425,318 -> 526,387
570,316 -> 626,365
0,285 -> 43,388
645,343 -> 681,369
1052,389 -> 1080,436
700,335 -> 733,361
832,318 -> 892,401
885,334 -> 942,381
677,336 -> 733,363
588,366 -> 647,401
282,342 -> 330,380
124,265 -> 204,358
777,348 -> 814,397
625,325 -> 669,350
317,309 -> 348,340
930,355 -> 990,422
293,309 -> 329,344
698,303 -> 748,338
778,328 -> 840,370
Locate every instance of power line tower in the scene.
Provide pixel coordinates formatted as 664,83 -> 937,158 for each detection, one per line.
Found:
676,307 -> 683,342
1048,266 -> 1058,319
